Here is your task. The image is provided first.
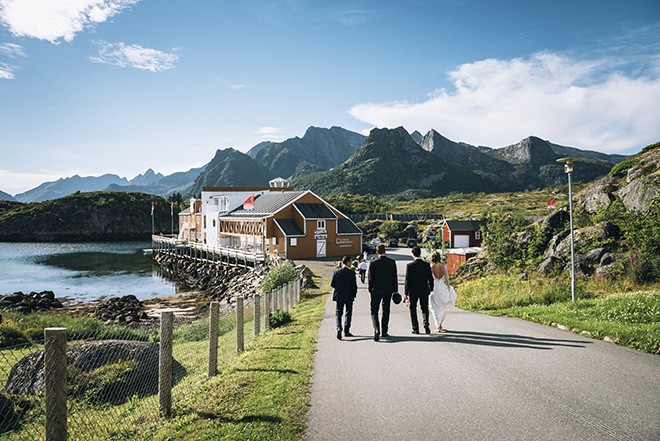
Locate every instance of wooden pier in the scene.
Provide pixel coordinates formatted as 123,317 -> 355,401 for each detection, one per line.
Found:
151,235 -> 266,268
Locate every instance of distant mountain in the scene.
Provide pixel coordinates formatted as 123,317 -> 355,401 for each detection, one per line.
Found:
104,166 -> 205,197
188,148 -> 271,197
250,126 -> 366,179
129,168 -> 165,186
410,130 -> 424,144
293,127 -> 488,196
294,128 -> 627,197
490,136 -> 616,188
0,190 -> 16,202
15,174 -> 128,203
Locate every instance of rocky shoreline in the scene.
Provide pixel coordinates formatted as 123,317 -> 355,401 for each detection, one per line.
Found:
0,254 -> 316,326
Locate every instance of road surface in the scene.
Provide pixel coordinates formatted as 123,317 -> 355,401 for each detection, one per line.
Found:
305,248 -> 660,441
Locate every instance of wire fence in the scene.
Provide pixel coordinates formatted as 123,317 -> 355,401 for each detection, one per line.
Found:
0,279 -> 301,441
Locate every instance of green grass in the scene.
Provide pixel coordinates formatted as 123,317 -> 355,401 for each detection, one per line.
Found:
144,290 -> 325,441
455,275 -> 660,354
488,292 -> 660,354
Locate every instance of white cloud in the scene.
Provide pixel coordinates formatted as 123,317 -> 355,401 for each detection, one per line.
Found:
255,126 -> 286,141
0,0 -> 139,43
349,52 -> 660,153
0,62 -> 15,79
216,78 -> 245,90
90,41 -> 179,72
0,42 -> 25,57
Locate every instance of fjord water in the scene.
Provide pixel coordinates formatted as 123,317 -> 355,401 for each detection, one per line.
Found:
0,242 -> 189,303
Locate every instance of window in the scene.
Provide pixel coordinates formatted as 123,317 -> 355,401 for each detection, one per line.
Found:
317,220 -> 326,230
475,231 -> 481,240
203,216 -> 206,228
290,238 -> 297,246
212,219 -> 216,228
220,197 -> 229,211
272,237 -> 277,245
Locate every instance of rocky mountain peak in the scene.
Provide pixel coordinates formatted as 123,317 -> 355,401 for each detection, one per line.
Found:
498,136 -> 559,165
129,168 -> 165,187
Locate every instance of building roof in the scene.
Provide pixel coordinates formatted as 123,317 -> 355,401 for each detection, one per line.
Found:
274,219 -> 305,236
294,203 -> 336,219
337,218 -> 362,235
445,247 -> 482,255
228,191 -> 306,217
444,220 -> 487,232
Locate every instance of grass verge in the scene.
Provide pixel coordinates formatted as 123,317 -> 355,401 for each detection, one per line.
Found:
456,276 -> 660,354
143,289 -> 326,441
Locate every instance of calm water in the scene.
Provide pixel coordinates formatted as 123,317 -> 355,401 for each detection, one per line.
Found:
0,242 -> 189,303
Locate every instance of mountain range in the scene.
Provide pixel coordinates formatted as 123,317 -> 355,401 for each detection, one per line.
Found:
4,126 -> 629,202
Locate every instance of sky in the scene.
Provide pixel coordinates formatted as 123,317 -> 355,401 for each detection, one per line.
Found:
1,0 -> 659,196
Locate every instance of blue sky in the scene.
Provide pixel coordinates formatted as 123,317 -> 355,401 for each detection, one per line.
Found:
1,0 -> 659,195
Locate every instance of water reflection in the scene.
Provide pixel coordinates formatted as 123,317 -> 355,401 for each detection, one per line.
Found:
0,242 -> 189,302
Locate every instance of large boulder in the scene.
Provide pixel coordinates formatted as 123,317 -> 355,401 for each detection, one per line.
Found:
538,256 -> 563,275
4,340 -> 186,404
618,175 -> 660,213
576,175 -> 617,213
544,222 -> 619,260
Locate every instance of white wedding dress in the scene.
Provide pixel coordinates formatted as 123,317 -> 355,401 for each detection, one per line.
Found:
429,264 -> 453,330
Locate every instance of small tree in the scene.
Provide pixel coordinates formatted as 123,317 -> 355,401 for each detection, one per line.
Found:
482,213 -> 530,271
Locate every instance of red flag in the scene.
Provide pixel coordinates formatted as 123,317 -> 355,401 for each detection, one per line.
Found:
243,194 -> 255,210
151,203 -> 154,216
547,198 -> 556,209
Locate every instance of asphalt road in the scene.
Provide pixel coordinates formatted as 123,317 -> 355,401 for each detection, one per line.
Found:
305,248 -> 660,441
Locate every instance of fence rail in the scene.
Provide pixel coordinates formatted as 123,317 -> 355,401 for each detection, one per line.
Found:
347,213 -> 445,222
151,235 -> 266,268
0,279 -> 302,440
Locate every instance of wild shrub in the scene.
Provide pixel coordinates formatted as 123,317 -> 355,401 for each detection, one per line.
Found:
482,213 -> 531,271
260,262 -> 298,294
269,310 -> 292,328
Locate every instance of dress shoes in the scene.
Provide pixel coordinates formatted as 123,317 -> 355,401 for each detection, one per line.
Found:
336,330 -> 342,340
424,326 -> 431,334
374,332 -> 380,341
381,333 -> 390,338
412,330 -> 420,335
344,331 -> 354,337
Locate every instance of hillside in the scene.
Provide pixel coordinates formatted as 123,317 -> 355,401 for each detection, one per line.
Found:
0,190 -> 16,202
0,192 -> 173,242
188,148 -> 271,197
251,126 -> 366,179
293,127 -> 489,196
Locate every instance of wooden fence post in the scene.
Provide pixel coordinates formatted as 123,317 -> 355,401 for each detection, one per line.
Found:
254,294 -> 261,336
208,302 -> 219,377
45,327 -> 67,441
264,292 -> 271,331
159,311 -> 173,418
236,297 -> 244,353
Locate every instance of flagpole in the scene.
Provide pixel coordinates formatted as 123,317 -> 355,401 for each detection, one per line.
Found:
171,202 -> 174,237
151,203 -> 155,236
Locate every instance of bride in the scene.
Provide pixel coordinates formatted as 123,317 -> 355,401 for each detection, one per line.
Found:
429,251 -> 454,333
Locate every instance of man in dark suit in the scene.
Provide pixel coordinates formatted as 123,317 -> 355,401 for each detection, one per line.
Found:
404,246 -> 433,334
331,255 -> 358,340
367,244 -> 398,341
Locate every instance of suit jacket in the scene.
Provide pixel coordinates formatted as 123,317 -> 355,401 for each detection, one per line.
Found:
367,255 -> 398,297
331,266 -> 358,302
405,258 -> 434,297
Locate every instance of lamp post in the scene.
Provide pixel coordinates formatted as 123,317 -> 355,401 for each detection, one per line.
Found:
556,157 -> 580,302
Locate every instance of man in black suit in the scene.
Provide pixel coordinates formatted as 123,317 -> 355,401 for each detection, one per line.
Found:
331,255 -> 358,340
367,244 -> 398,341
404,246 -> 433,334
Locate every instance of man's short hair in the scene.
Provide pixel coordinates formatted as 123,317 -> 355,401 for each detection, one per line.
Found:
342,255 -> 352,265
411,246 -> 421,257
376,244 -> 386,255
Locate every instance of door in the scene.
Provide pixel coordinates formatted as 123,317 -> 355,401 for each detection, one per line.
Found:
454,234 -> 470,248
316,240 -> 326,258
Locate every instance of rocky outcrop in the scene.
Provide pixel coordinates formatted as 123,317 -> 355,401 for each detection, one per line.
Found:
0,291 -> 64,313
619,177 -> 660,213
92,295 -> 149,325
576,175 -> 617,213
4,340 -> 185,403
544,222 -> 619,260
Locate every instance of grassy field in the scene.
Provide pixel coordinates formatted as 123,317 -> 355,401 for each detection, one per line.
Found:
390,185 -> 585,218
456,275 -> 660,354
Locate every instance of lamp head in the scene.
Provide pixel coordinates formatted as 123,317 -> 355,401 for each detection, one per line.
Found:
556,157 -> 581,173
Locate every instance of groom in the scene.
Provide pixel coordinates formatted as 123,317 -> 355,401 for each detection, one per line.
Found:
367,244 -> 398,341
404,246 -> 433,334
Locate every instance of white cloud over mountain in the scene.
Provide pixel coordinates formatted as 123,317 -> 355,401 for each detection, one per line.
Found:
0,0 -> 139,43
90,41 -> 179,72
349,52 -> 660,153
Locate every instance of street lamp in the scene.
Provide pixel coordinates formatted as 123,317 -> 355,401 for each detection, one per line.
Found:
556,157 -> 581,302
